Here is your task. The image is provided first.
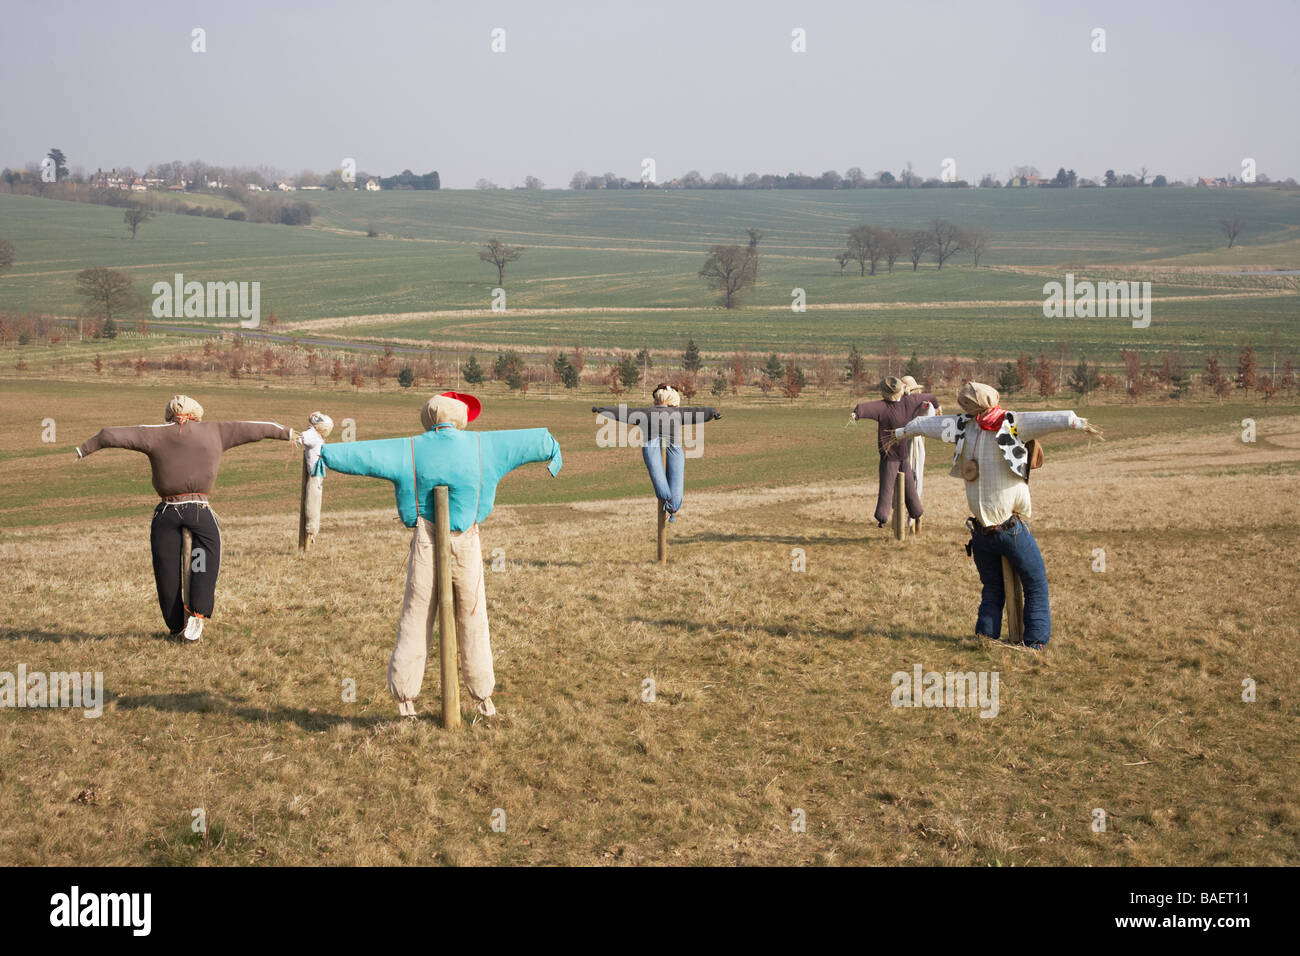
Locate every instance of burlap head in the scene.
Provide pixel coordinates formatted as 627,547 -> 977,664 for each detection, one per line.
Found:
420,394 -> 469,431
308,411 -> 334,438
652,383 -> 682,407
880,376 -> 906,402
957,381 -> 1000,415
900,375 -> 922,394
165,395 -> 204,423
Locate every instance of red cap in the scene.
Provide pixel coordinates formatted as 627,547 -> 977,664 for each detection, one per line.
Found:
441,391 -> 481,422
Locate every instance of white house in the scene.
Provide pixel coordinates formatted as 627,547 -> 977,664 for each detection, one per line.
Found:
364,178 -> 381,191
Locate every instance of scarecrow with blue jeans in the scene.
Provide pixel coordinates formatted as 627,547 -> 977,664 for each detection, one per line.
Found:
887,381 -> 1102,649
593,383 -> 721,522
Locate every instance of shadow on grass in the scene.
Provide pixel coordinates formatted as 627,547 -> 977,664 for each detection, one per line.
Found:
115,690 -> 391,731
630,615 -> 958,646
671,531 -> 878,546
0,628 -> 131,644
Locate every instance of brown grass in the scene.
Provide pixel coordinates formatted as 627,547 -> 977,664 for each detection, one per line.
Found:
0,396 -> 1296,865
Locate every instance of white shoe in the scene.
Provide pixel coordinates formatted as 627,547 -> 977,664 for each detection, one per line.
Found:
183,616 -> 205,642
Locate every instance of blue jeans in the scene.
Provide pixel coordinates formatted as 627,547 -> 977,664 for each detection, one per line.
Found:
969,517 -> 1052,646
642,437 -> 684,520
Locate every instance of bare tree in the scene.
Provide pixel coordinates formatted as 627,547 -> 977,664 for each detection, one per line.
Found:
834,252 -> 851,277
124,204 -> 154,239
905,230 -> 933,271
963,226 -> 992,267
882,229 -> 904,272
75,268 -> 143,325
699,245 -> 752,309
929,218 -> 964,269
847,225 -> 886,275
745,228 -> 763,282
0,239 -> 14,276
1220,216 -> 1244,248
478,239 -> 524,285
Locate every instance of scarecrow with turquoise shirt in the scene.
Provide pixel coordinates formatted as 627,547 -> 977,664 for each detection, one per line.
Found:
303,392 -> 562,718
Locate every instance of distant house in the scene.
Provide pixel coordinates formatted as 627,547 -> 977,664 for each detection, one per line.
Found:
1197,177 -> 1231,188
143,177 -> 165,188
275,181 -> 295,191
167,183 -> 186,191
364,178 -> 381,191
130,177 -> 147,192
298,184 -> 325,191
247,184 -> 266,191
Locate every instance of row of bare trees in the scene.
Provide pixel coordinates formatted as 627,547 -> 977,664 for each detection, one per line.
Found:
839,219 -> 991,276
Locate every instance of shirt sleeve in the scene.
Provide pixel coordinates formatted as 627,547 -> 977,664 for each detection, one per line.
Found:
1010,411 -> 1082,440
319,437 -> 411,482
852,400 -> 884,421
900,414 -> 962,442
76,425 -> 154,458
218,421 -> 290,450
481,428 -> 563,480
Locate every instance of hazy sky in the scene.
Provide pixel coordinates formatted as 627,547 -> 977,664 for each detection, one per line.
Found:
2,0 -> 1296,187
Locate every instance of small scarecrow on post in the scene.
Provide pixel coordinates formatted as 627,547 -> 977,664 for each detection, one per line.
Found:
593,383 -> 722,562
850,376 -> 941,530
313,392 -> 562,719
885,381 -> 1102,649
297,411 -> 333,550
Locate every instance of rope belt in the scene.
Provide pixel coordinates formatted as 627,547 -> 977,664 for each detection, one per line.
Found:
163,493 -> 210,503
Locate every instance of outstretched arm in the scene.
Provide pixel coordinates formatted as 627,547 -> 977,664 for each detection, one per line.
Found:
481,428 -> 563,479
318,436 -> 412,482
75,425 -> 155,459
1010,411 -> 1102,441
218,420 -> 291,450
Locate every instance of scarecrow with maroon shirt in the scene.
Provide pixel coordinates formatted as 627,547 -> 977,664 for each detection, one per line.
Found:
74,395 -> 301,642
850,376 -> 941,528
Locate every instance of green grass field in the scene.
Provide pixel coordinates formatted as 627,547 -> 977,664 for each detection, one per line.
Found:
2,188 -> 1297,367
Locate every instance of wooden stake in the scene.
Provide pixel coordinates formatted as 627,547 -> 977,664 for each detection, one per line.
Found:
892,471 -> 906,541
298,457 -> 312,551
1001,556 -> 1025,642
432,485 -> 461,729
656,441 -> 668,563
180,528 -> 193,610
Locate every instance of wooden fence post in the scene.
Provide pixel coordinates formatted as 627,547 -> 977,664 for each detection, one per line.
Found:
298,457 -> 312,551
656,442 -> 668,563
1001,556 -> 1025,642
180,527 -> 193,610
432,485 -> 461,729
892,471 -> 906,541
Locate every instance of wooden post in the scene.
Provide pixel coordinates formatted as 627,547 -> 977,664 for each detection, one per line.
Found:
180,528 -> 193,610
298,457 -> 312,551
1001,557 -> 1025,642
432,485 -> 461,729
892,471 -> 906,541
656,441 -> 668,563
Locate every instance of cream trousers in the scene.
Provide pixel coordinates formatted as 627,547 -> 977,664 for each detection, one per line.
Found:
391,517 -> 495,716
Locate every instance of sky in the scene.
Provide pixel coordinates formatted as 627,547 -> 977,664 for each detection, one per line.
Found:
1,0 -> 1296,188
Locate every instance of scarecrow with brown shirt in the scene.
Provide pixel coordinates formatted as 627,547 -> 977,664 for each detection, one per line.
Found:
74,395 -> 298,642
850,376 -> 941,528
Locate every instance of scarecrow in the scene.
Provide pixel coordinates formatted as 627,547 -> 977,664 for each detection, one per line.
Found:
309,392 -> 562,718
850,376 -> 941,528
299,411 -> 334,544
592,383 -> 721,522
900,375 -> 942,505
73,395 -> 299,642
885,381 -> 1102,649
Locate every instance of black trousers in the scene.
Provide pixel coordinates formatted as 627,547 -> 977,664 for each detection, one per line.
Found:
875,454 -> 923,524
149,502 -> 221,632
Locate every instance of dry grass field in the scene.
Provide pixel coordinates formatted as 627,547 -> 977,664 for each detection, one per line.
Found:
0,381 -> 1297,866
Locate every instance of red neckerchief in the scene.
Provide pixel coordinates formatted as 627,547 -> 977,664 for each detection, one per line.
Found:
975,406 -> 1006,431
174,413 -> 198,433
